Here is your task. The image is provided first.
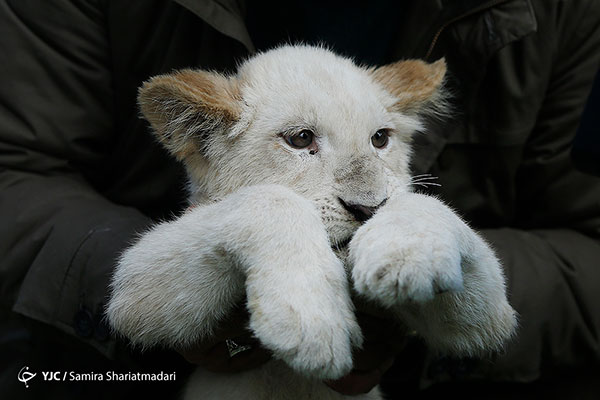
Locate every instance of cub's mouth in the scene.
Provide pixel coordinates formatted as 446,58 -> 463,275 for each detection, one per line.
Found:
327,198 -> 387,251
325,218 -> 362,252
316,196 -> 386,251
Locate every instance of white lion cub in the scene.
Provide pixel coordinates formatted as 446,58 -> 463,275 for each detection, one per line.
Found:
107,45 -> 517,399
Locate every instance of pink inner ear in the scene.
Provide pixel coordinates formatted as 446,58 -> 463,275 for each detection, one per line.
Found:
369,59 -> 446,112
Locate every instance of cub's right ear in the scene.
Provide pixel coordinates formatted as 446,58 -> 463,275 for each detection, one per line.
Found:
138,70 -> 241,160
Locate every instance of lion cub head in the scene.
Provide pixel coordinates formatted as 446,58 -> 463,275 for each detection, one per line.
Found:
138,45 -> 446,246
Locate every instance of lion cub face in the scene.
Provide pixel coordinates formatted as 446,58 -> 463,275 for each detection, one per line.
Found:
139,45 -> 446,245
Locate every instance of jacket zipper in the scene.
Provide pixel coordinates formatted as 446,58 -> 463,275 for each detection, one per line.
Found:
425,0 -> 511,59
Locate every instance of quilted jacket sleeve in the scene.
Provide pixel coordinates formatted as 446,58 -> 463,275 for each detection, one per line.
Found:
0,0 -> 152,356
476,1 -> 600,382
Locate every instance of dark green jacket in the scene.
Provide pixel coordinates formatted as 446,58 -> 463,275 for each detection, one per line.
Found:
1,0 -> 599,395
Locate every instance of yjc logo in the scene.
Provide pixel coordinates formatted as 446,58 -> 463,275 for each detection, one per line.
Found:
17,366 -> 37,388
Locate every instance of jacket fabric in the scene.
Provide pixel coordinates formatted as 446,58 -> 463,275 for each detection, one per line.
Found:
1,0 -> 599,398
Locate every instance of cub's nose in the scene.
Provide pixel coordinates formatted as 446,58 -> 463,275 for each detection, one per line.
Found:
339,198 -> 387,222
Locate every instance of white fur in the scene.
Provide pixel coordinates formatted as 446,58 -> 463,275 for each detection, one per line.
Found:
106,45 -> 517,400
109,185 -> 362,378
349,193 -> 516,355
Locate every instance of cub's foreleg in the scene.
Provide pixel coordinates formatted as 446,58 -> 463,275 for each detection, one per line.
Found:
349,192 -> 517,356
107,184 -> 361,378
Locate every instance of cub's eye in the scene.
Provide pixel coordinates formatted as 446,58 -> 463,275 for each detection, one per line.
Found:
371,129 -> 389,149
285,129 -> 315,149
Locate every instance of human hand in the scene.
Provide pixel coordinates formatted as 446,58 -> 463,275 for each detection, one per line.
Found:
325,314 -> 406,395
176,305 -> 271,373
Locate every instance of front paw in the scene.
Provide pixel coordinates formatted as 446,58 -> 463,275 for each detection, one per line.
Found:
350,220 -> 464,307
246,258 -> 362,379
349,193 -> 517,355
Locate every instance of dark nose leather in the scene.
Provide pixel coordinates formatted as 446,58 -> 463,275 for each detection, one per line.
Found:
339,198 -> 387,222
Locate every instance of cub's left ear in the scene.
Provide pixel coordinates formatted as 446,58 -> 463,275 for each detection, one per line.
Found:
370,58 -> 447,116
138,69 -> 241,160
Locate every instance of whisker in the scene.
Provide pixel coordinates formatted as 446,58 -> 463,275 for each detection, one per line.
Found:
410,176 -> 439,181
409,174 -> 440,187
410,182 -> 442,188
411,179 -> 440,185
410,173 -> 434,179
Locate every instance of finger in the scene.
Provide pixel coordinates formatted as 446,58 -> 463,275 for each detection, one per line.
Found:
325,369 -> 382,395
352,339 -> 394,372
181,341 -> 231,368
209,309 -> 252,346
180,337 -> 271,373
193,346 -> 270,373
226,346 -> 272,373
185,308 -> 253,353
